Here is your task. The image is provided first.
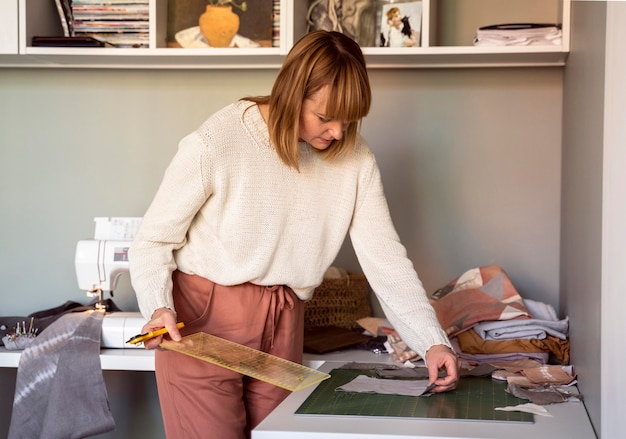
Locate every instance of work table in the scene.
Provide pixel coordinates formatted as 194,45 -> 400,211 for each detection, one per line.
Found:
253,360 -> 597,439
0,347 -> 597,439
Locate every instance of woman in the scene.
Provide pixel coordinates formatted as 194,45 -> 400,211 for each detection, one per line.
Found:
129,30 -> 458,439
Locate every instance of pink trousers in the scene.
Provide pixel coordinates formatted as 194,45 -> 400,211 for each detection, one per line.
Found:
155,270 -> 304,439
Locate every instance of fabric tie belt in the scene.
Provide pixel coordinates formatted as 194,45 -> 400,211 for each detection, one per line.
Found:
262,285 -> 294,349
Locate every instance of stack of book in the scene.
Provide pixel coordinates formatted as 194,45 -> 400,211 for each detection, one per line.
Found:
56,0 -> 150,48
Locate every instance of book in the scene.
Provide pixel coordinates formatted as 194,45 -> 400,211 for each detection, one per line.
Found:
69,0 -> 150,48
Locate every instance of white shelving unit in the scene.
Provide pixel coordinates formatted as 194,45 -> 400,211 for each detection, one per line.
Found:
0,0 -> 570,69
0,0 -> 19,54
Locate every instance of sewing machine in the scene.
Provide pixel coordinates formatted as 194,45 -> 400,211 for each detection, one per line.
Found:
75,239 -> 146,348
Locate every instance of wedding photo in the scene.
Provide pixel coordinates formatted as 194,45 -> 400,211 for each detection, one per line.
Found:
378,1 -> 422,47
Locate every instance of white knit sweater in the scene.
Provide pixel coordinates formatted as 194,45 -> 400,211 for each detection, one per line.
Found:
129,100 -> 451,358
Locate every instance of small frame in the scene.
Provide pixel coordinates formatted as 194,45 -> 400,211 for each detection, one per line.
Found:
377,1 -> 422,48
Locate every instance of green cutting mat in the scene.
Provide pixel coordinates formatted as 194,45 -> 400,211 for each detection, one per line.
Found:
296,368 -> 533,423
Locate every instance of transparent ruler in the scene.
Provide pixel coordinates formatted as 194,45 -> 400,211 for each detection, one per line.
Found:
160,332 -> 330,392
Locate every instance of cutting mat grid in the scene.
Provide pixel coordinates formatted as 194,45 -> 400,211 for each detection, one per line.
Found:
296,368 -> 533,423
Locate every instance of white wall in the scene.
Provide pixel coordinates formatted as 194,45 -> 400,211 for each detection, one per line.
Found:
601,4 -> 626,437
0,67 -> 563,316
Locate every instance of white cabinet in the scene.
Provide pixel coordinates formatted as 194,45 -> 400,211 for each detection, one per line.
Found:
0,0 -> 19,55
0,0 -> 570,69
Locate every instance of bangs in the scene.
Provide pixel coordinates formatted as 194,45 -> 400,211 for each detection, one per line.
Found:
324,61 -> 371,122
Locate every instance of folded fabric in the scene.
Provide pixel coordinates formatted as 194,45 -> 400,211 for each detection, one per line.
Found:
473,299 -> 569,341
451,337 -> 549,365
430,265 -> 530,337
524,299 -> 559,321
8,311 -> 115,439
456,329 -> 570,364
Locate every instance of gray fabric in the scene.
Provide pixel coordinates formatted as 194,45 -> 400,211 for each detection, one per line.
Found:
506,382 -> 572,405
336,375 -> 434,397
8,311 -> 115,439
473,299 -> 569,341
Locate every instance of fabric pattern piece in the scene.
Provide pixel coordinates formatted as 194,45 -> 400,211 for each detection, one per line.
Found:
336,375 -> 433,397
429,265 -> 530,337
8,311 -> 115,439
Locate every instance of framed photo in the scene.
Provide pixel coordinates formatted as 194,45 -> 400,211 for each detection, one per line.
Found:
377,1 -> 422,48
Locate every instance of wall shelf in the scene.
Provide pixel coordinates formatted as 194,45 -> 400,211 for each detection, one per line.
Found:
0,0 -> 570,69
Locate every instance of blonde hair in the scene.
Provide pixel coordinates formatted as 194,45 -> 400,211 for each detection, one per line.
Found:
386,7 -> 400,22
245,31 -> 371,169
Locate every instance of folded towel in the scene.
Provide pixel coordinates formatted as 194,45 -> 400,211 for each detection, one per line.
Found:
473,299 -> 569,341
8,310 -> 115,439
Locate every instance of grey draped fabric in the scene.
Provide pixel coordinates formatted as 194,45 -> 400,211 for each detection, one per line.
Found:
8,311 -> 115,439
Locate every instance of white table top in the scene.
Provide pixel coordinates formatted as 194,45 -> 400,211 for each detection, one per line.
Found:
252,360 -> 597,439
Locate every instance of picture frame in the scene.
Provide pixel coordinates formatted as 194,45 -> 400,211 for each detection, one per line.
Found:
167,0 -> 273,48
377,1 -> 422,48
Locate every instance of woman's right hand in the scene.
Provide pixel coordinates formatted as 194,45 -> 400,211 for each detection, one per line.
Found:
140,307 -> 182,350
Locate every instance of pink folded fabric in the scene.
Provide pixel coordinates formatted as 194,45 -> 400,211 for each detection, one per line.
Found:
430,265 -> 530,337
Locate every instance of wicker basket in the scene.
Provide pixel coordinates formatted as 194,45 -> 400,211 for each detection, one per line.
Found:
304,272 -> 372,329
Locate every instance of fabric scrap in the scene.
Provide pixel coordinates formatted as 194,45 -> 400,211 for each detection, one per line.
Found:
521,365 -> 575,386
336,375 -> 433,397
506,383 -> 571,405
495,403 -> 553,417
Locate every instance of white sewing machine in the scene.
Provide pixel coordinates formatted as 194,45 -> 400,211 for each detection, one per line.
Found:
75,239 -> 147,348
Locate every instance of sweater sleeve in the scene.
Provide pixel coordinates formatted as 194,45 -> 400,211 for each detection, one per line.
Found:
129,132 -> 211,320
348,152 -> 452,360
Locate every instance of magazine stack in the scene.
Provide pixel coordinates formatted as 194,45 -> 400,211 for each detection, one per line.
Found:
56,0 -> 150,48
